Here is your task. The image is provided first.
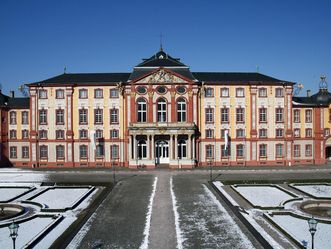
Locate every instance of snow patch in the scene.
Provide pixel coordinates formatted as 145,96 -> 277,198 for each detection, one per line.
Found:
213,181 -> 239,206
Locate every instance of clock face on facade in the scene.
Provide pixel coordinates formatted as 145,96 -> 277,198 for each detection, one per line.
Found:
137,86 -> 147,94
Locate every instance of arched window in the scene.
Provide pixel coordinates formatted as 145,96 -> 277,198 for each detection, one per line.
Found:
178,140 -> 187,159
137,98 -> 147,122
177,98 -> 186,122
157,98 -> 167,122
138,140 -> 147,159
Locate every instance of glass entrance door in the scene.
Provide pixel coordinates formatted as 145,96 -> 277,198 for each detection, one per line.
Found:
155,140 -> 169,164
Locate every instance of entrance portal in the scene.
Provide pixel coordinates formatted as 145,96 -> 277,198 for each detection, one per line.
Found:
155,140 -> 169,164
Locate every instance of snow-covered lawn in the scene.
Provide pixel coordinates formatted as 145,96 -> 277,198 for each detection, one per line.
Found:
0,187 -> 31,202
292,184 -> 331,198
268,214 -> 331,249
0,216 -> 57,248
233,185 -> 295,208
30,187 -> 91,209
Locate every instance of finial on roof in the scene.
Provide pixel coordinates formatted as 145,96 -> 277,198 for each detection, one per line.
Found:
319,74 -> 327,90
64,66 -> 67,74
160,33 -> 163,52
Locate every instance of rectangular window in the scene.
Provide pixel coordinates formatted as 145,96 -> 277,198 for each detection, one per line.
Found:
110,109 -> 119,124
275,108 -> 284,123
294,128 -> 301,138
110,145 -> 119,159
259,88 -> 267,97
9,130 -> 17,139
259,108 -> 267,123
236,129 -> 245,138
324,128 -> 330,137
95,129 -> 103,139
56,146 -> 65,159
236,144 -> 244,157
55,89 -> 64,99
56,130 -> 65,139
305,144 -> 312,157
94,89 -> 103,98
39,109 -> 47,125
40,146 -> 48,159
22,130 -> 29,139
276,129 -> 284,138
221,145 -> 228,158
236,108 -> 245,123
259,129 -> 267,138
305,128 -> 312,138
38,89 -> 47,99
56,109 -> 64,125
79,129 -> 88,139
22,146 -> 29,158
22,111 -> 29,125
275,88 -> 284,97
110,129 -> 119,139
221,88 -> 229,97
94,109 -> 103,124
205,129 -> 214,138
79,89 -> 88,99
294,145 -> 300,157
96,145 -> 104,157
305,110 -> 312,123
221,108 -> 229,123
110,89 -> 119,98
276,144 -> 284,157
205,108 -> 214,123
39,130 -> 48,139
10,147 -> 17,158
205,88 -> 214,97
80,145 -> 88,158
10,112 -> 16,125
236,88 -> 244,97
206,145 -> 214,159
79,109 -> 88,124
293,109 -> 300,123
259,144 -> 267,157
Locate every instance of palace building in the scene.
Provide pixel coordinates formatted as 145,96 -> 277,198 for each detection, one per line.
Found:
0,49 -> 330,168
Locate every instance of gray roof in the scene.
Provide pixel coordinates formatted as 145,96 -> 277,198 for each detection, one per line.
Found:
293,89 -> 331,107
0,91 -> 29,109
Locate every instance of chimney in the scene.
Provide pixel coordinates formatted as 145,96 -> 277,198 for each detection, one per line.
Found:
10,91 -> 15,98
307,90 -> 311,97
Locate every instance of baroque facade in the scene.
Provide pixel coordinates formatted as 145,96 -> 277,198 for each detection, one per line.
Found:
1,49 -> 330,168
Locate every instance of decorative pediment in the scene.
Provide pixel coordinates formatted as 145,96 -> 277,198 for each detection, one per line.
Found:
135,69 -> 188,84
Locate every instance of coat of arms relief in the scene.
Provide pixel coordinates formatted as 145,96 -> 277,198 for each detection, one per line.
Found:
137,70 -> 186,84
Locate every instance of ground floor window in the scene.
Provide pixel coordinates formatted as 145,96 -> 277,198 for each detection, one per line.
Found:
178,140 -> 187,159
259,144 -> 267,157
80,145 -> 88,159
96,144 -> 104,157
276,144 -> 284,158
22,146 -> 29,158
236,144 -> 244,157
56,145 -> 65,159
10,147 -> 17,158
305,144 -> 312,157
138,140 -> 147,159
221,144 -> 228,158
206,145 -> 213,159
40,145 -> 48,159
110,145 -> 119,159
294,145 -> 300,157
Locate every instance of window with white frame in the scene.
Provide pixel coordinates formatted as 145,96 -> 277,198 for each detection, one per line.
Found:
39,130 -> 47,139
294,145 -> 300,157
177,98 -> 186,122
137,98 -> 147,122
39,145 -> 48,159
236,108 -> 244,123
178,140 -> 187,159
293,109 -> 300,123
22,130 -> 29,139
221,129 -> 228,139
38,89 -> 47,99
305,110 -> 312,123
94,89 -> 103,98
276,144 -> 283,157
294,128 -> 300,137
110,145 -> 119,159
259,108 -> 267,122
110,129 -> 119,139
95,129 -> 103,139
96,144 -> 104,157
259,144 -> 267,157
259,129 -> 267,138
276,128 -> 284,138
110,109 -> 119,123
275,88 -> 284,97
79,129 -> 88,139
275,108 -> 284,122
80,145 -> 88,158
110,89 -> 119,98
205,88 -> 214,97
56,89 -> 64,99
39,109 -> 47,125
94,108 -> 103,124
157,99 -> 167,122
305,128 -> 312,138
305,144 -> 312,156
206,129 -> 214,138
79,89 -> 88,99
137,140 -> 147,159
236,88 -> 244,97
236,144 -> 244,157
10,112 -> 17,125
10,147 -> 17,158
56,145 -> 65,159
56,130 -> 65,139
22,146 -> 29,158
9,130 -> 17,139
259,88 -> 267,97
206,145 -> 213,159
79,109 -> 88,124
324,128 -> 330,137
221,108 -> 229,123
56,109 -> 64,125
22,111 -> 29,125
205,108 -> 214,123
236,129 -> 245,138
221,88 -> 229,97
221,144 -> 228,158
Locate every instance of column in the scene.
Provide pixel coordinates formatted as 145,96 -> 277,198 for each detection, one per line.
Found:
151,135 -> 154,159
188,134 -> 192,159
129,135 -> 132,159
175,135 -> 178,159
133,135 -> 137,160
192,136 -> 196,160
169,134 -> 173,160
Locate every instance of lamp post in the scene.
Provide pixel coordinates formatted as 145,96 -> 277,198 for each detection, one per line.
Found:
308,217 -> 318,249
208,157 -> 213,181
8,220 -> 19,249
112,159 -> 116,184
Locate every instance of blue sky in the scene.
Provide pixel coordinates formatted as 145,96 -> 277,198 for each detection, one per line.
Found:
0,0 -> 330,96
